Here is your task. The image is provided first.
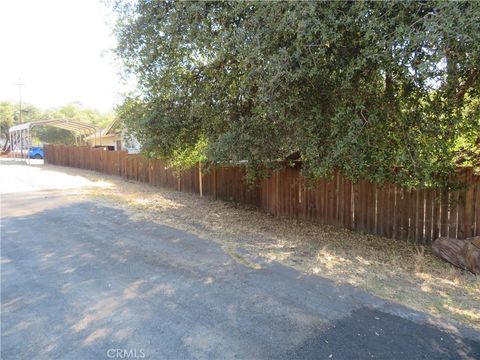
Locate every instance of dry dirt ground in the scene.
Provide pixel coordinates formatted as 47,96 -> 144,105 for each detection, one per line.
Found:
5,159 -> 479,329
77,165 -> 480,329
0,160 -> 480,359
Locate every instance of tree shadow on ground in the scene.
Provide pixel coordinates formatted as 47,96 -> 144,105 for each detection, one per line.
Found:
1,199 -> 479,359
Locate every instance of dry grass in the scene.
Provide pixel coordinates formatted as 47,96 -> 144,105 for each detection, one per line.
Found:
46,164 -> 480,330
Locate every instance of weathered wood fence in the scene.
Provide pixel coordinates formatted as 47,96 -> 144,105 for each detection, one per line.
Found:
44,144 -> 480,244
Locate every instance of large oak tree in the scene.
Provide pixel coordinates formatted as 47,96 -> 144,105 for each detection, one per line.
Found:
113,1 -> 480,187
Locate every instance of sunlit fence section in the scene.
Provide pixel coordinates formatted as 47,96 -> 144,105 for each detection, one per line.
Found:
45,144 -> 480,244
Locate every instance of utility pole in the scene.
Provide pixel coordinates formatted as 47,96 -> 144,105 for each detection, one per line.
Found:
13,78 -> 26,124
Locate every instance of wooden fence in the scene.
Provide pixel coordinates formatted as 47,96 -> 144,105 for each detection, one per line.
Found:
44,144 -> 480,244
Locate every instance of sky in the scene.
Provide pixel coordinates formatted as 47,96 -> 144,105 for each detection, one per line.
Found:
0,0 -> 131,112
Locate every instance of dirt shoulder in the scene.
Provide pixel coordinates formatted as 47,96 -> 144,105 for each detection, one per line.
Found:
28,162 -> 480,329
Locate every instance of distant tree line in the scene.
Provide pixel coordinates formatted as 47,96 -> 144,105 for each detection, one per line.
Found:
113,1 -> 480,187
0,102 -> 114,150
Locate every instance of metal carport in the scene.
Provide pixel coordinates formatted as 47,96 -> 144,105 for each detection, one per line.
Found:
9,119 -> 97,161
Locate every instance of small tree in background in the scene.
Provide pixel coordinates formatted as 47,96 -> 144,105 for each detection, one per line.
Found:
0,101 -> 115,147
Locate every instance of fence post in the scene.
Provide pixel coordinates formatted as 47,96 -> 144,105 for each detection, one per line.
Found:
460,167 -> 474,239
199,162 -> 203,197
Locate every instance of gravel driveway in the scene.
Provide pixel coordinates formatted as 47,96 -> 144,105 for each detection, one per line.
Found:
1,159 -> 479,359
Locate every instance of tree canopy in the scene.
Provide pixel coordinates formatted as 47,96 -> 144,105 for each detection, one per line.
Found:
113,1 -> 480,187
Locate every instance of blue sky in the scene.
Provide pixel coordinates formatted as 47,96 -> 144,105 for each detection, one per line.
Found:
0,0 -> 132,112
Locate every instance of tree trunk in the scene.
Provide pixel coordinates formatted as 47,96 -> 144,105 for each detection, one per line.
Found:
1,138 -> 10,153
432,236 -> 480,274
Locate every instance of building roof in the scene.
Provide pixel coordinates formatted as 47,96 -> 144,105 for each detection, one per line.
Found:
103,118 -> 120,136
85,119 -> 120,140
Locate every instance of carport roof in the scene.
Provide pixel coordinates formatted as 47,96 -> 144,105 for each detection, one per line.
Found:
9,119 -> 97,135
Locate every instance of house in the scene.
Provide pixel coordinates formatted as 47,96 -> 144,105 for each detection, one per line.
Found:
86,119 -> 140,153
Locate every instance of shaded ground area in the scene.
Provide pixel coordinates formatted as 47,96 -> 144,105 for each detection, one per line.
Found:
86,166 -> 480,328
1,160 -> 480,359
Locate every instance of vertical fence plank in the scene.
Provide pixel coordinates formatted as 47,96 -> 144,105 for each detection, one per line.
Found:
377,185 -> 385,236
407,189 -> 416,242
326,174 -> 335,226
352,183 -> 360,232
440,189 -> 449,237
416,189 -> 425,243
344,178 -> 353,230
432,190 -> 441,241
377,183 -> 395,237
366,183 -> 375,234
461,168 -> 474,239
448,190 -> 459,239
424,189 -> 433,244
474,177 -> 480,236
319,177 -> 327,225
399,188 -> 409,240
336,173 -> 344,228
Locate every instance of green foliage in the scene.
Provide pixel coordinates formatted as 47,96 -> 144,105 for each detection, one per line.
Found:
46,103 -> 115,128
33,127 -> 76,145
0,102 -> 16,144
33,103 -> 115,145
1,101 -> 45,147
0,101 -> 115,146
113,1 -> 480,188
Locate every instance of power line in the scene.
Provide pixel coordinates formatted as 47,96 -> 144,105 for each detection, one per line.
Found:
13,78 -> 26,124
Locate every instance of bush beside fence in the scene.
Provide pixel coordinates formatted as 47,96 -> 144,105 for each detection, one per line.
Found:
44,144 -> 480,244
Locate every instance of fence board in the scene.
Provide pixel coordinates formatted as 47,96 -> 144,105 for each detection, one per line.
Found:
449,191 -> 459,239
440,189 -> 449,238
415,189 -> 424,243
461,168 -> 474,239
424,189 -> 433,244
474,179 -> 480,236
